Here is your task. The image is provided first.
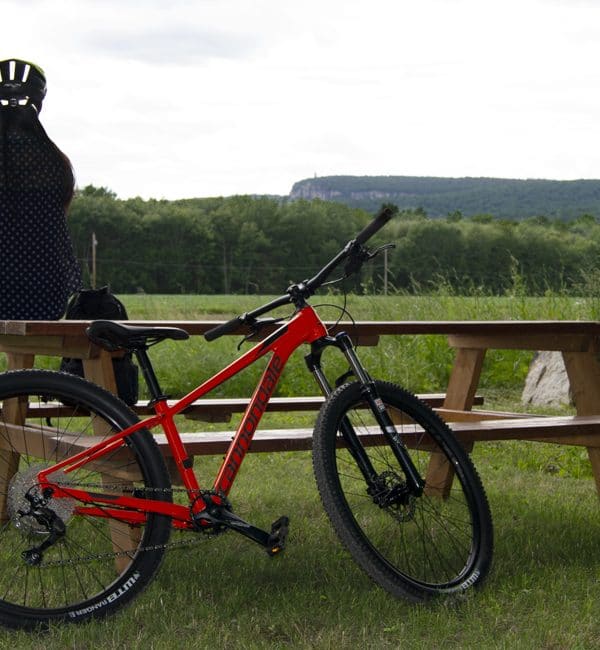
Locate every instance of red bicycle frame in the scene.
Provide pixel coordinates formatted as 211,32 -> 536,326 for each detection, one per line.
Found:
38,305 -> 329,528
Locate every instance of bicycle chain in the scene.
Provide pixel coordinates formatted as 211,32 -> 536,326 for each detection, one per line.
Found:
34,482 -> 223,569
40,533 -> 208,568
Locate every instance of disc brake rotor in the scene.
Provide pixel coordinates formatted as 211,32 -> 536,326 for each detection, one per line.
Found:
377,471 -> 416,522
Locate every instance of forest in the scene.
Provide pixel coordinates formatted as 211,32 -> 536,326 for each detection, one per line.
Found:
290,175 -> 600,218
68,186 -> 600,296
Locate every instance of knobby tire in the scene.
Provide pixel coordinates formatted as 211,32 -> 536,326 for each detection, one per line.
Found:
312,380 -> 493,601
0,370 -> 172,629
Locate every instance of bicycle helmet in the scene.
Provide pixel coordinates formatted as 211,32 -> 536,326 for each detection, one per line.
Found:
0,59 -> 47,111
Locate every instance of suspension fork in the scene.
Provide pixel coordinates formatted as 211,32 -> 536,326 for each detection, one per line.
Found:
306,333 -> 425,496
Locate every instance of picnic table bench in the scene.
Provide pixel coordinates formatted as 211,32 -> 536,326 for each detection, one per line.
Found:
2,319 -> 600,496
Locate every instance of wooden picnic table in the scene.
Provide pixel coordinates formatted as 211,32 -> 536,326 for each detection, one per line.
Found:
1,319 -> 600,495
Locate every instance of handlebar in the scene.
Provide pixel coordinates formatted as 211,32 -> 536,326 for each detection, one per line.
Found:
203,203 -> 397,342
204,295 -> 290,342
203,315 -> 245,342
354,203 -> 397,245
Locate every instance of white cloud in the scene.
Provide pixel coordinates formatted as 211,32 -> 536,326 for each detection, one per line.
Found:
2,0 -> 600,197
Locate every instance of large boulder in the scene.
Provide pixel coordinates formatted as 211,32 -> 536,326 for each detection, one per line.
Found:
522,351 -> 572,406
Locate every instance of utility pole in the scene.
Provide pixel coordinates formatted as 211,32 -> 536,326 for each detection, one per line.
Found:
383,247 -> 388,296
92,232 -> 98,289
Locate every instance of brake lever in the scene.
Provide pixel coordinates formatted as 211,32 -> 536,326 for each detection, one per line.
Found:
344,242 -> 395,276
367,242 -> 396,260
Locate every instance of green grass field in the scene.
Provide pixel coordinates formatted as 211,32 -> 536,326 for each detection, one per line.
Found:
3,293 -> 600,648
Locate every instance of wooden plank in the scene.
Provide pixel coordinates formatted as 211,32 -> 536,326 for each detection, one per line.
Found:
587,448 -> 600,495
0,398 -> 26,522
151,415 -> 600,456
435,408 -> 533,422
5,415 -> 600,458
0,422 -> 87,458
21,393 -> 484,423
449,416 -> 600,444
444,348 -> 486,411
151,415 -> 600,457
562,351 -> 600,416
0,334 -> 96,358
5,353 -> 35,371
0,426 -> 143,483
137,392 -> 484,421
448,333 -> 594,352
3,319 -> 600,340
0,354 -> 34,521
82,351 -> 118,394
431,348 -> 484,493
562,350 -> 600,495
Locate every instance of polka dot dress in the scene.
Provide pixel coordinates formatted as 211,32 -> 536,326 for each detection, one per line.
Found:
0,125 -> 81,319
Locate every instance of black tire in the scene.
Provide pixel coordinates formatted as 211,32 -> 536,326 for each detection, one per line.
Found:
312,380 -> 493,601
0,370 -> 172,629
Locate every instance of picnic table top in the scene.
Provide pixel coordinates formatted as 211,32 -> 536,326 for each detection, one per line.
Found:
1,319 -> 600,338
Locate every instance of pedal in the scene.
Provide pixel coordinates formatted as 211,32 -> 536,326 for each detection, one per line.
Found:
266,516 -> 289,557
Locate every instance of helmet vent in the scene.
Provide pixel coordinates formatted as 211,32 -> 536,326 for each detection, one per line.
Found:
0,59 -> 46,109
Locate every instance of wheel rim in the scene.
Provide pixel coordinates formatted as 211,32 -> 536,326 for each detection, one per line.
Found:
0,378 -> 165,621
329,393 -> 484,592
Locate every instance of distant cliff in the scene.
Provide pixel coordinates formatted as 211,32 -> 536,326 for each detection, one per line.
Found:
289,175 -> 600,219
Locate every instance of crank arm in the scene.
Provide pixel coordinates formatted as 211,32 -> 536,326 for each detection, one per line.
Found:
194,508 -> 289,556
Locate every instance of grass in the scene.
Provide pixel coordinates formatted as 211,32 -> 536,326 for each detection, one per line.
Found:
4,451 -> 600,649
25,290 -> 589,400
2,292 -> 600,647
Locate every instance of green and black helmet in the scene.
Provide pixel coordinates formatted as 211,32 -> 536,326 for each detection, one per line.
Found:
0,59 -> 47,111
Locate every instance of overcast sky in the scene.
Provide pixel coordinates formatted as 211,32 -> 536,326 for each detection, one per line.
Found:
2,0 -> 600,199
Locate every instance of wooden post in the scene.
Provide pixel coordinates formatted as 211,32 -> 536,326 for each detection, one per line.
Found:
92,232 -> 98,289
563,349 -> 600,497
0,353 -> 35,521
426,347 -> 486,498
83,351 -> 141,571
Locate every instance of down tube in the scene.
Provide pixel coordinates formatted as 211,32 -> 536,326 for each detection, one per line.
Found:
214,351 -> 286,494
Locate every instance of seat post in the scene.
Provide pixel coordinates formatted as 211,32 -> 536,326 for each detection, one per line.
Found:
133,347 -> 166,402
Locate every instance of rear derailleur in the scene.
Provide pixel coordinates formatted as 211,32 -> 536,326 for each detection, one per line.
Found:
17,490 -> 66,566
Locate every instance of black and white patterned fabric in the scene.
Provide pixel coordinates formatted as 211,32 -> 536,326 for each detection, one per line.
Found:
0,124 -> 81,319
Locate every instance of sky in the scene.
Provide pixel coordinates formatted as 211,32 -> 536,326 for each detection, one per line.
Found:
2,0 -> 600,200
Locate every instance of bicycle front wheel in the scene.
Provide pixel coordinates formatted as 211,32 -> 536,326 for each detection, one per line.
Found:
312,380 -> 493,601
0,370 -> 172,629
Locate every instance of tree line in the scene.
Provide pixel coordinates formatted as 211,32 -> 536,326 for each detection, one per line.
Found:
67,186 -> 600,296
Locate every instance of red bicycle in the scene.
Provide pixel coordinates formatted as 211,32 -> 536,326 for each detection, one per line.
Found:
0,205 -> 492,629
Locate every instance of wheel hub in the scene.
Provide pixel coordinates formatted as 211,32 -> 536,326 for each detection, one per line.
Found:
370,471 -> 416,522
7,463 -> 75,536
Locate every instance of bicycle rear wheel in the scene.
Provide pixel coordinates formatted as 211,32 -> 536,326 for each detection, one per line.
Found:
312,380 -> 493,601
0,370 -> 172,629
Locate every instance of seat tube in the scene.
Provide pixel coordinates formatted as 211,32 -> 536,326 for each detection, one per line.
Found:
155,401 -> 202,498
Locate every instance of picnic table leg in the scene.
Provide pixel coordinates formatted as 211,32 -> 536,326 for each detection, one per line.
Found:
82,353 -> 141,572
426,347 -> 485,497
562,350 -> 600,498
0,353 -> 35,522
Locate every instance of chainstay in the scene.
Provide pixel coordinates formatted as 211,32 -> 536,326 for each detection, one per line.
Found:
35,482 -> 223,568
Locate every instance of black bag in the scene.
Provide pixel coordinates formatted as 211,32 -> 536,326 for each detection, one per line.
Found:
60,287 -> 139,405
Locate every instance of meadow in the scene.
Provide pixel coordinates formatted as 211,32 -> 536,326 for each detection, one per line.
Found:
3,292 -> 600,649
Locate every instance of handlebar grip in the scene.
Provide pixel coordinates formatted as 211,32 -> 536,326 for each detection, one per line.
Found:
354,203 -> 398,245
204,316 -> 244,342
